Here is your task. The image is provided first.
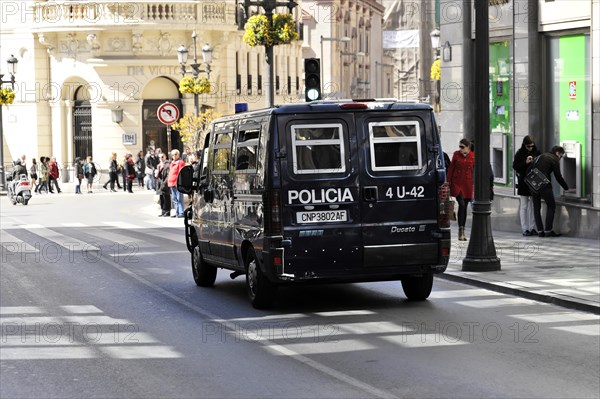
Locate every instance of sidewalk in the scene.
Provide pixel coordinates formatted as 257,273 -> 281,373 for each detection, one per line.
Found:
441,225 -> 600,314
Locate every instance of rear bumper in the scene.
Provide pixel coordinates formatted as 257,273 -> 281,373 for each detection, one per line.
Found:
261,234 -> 450,283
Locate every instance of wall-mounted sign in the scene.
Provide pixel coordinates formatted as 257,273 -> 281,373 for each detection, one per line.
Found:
569,81 -> 576,100
566,110 -> 580,121
123,133 -> 136,145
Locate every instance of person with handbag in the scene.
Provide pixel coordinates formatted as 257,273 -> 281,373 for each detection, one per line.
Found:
74,157 -> 84,194
530,146 -> 569,237
513,136 -> 541,236
448,138 -> 475,241
103,152 -> 120,192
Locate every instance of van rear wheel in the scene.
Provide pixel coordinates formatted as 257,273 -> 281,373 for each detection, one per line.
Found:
401,272 -> 433,300
245,248 -> 277,309
191,245 -> 217,287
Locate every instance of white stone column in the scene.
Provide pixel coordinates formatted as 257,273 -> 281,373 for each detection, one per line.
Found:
512,0 -> 541,163
64,100 -> 74,182
439,0 -> 474,151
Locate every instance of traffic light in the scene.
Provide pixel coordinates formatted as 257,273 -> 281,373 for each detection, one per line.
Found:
304,58 -> 321,102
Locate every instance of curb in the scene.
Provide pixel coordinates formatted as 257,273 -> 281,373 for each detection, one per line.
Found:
438,272 -> 600,315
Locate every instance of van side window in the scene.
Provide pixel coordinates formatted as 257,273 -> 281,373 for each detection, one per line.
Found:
235,127 -> 260,172
212,131 -> 232,173
291,124 -> 345,174
368,121 -> 422,171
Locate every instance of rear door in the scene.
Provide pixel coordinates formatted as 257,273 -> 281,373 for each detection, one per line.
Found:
356,111 -> 440,267
278,113 -> 363,275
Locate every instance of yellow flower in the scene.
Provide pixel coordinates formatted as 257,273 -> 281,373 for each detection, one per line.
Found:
193,77 -> 211,95
272,13 -> 298,45
243,13 -> 297,47
243,15 -> 273,47
171,109 -> 220,152
430,58 -> 441,81
0,87 -> 16,106
179,77 -> 211,95
179,77 -> 196,94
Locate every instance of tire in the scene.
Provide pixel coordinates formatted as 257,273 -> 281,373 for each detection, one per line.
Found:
23,199 -> 29,205
191,245 -> 217,287
401,272 -> 434,300
245,248 -> 277,309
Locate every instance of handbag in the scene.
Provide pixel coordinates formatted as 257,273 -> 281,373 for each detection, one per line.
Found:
449,196 -> 457,221
524,157 -> 550,194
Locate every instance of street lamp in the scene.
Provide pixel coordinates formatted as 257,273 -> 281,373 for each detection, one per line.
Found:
430,28 -> 441,113
430,29 -> 440,57
0,54 -> 18,192
320,36 -> 350,97
178,31 -> 213,117
462,0 -> 500,271
240,0 -> 298,107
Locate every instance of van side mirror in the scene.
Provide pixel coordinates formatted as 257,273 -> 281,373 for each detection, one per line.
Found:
177,165 -> 194,194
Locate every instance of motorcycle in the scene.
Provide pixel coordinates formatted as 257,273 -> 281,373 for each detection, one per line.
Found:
6,174 -> 32,205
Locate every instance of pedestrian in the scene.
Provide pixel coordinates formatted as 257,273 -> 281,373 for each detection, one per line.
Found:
103,152 -> 119,192
182,147 -> 192,163
84,155 -> 97,193
447,138 -> 475,241
124,153 -> 136,193
157,153 -> 171,217
48,157 -> 62,193
513,136 -> 541,236
184,153 -> 198,207
144,148 -> 157,190
29,158 -> 38,193
120,156 -> 128,192
74,157 -> 84,194
531,146 -> 569,237
135,150 -> 145,187
37,157 -> 49,194
167,149 -> 186,218
19,154 -> 27,177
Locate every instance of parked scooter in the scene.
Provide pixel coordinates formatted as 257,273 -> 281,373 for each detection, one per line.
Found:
6,174 -> 32,205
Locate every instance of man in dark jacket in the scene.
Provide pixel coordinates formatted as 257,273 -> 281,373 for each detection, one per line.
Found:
531,146 -> 569,237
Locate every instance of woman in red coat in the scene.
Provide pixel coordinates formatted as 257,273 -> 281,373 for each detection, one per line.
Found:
447,138 -> 474,241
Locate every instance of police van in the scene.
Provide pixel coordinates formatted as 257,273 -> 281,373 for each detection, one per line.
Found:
177,100 -> 452,309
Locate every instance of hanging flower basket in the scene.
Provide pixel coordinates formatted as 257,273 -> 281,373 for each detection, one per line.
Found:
272,14 -> 298,45
0,87 -> 16,106
179,77 -> 211,95
430,58 -> 441,81
243,13 -> 298,47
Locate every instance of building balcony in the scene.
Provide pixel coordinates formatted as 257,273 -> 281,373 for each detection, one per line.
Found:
31,0 -> 239,32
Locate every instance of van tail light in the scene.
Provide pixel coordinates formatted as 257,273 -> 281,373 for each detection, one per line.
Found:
263,190 -> 283,236
437,182 -> 451,229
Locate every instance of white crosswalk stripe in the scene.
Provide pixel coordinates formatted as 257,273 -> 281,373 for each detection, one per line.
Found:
0,305 -> 183,360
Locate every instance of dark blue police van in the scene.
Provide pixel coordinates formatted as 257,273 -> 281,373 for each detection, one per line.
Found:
177,100 -> 452,308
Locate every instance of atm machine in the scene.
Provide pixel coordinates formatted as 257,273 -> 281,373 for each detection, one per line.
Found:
490,132 -> 507,183
560,140 -> 581,197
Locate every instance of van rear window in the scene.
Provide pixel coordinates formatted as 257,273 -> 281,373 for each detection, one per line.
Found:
368,121 -> 422,171
290,124 -> 345,174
